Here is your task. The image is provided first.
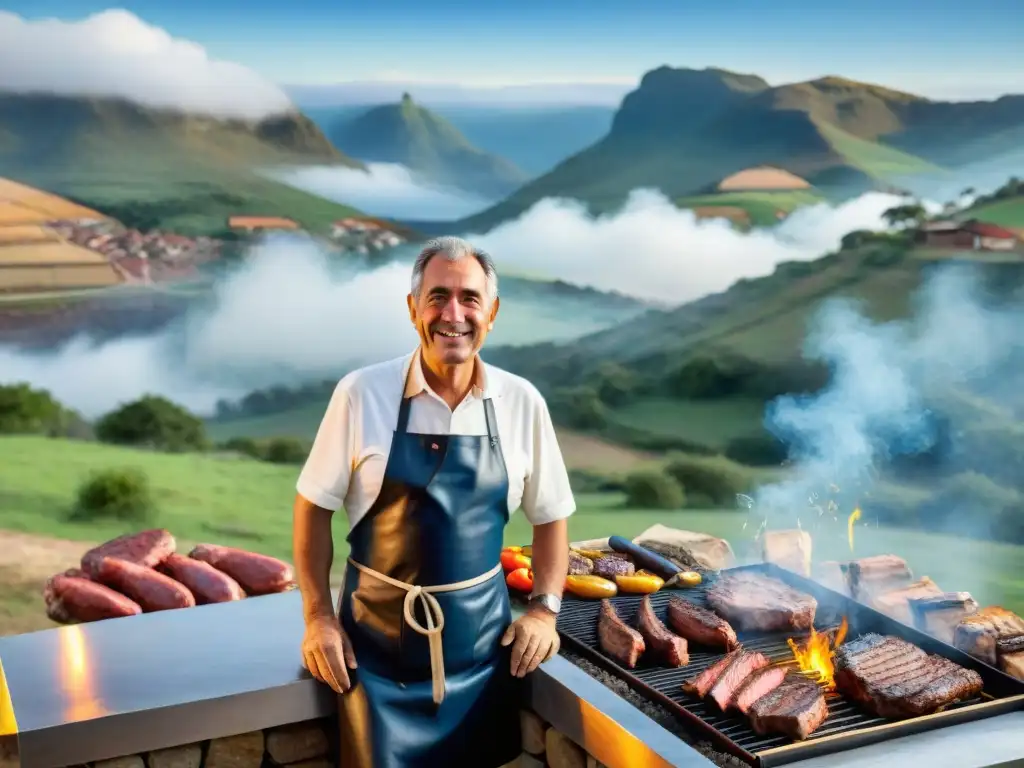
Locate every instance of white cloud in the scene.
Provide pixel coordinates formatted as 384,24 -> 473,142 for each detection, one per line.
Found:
270,163 -> 495,220
0,190 -> 908,418
0,10 -> 292,119
469,189 -> 906,305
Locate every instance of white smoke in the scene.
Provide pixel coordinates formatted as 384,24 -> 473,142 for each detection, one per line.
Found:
0,10 -> 292,120
271,163 -> 495,220
468,189 -> 905,304
0,190 -> 907,417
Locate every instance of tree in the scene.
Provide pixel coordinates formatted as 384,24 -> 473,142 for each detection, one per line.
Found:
882,203 -> 928,230
623,470 -> 685,509
95,395 -> 208,452
0,383 -> 88,437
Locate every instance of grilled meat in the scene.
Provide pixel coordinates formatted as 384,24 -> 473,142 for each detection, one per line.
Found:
872,577 -> 942,625
998,635 -> 1024,655
682,650 -> 741,697
848,555 -> 913,601
953,607 -> 1024,667
666,598 -> 738,650
633,595 -> 688,666
598,599 -> 645,668
749,673 -> 829,740
593,556 -> 635,580
707,651 -> 771,710
568,552 -> 594,576
834,634 -> 984,718
730,665 -> 789,714
634,540 -> 707,572
706,572 -> 816,632
908,592 -> 978,644
1001,652 -> 1024,681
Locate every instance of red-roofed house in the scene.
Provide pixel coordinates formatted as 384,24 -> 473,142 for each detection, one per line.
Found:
965,220 -> 1019,251
919,219 -> 1020,252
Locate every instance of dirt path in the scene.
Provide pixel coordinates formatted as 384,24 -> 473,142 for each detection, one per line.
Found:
0,530 -> 96,637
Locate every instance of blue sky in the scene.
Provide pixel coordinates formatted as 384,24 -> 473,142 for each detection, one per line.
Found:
7,0 -> 1024,99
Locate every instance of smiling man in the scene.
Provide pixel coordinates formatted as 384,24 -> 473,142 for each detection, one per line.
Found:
292,236 -> 575,768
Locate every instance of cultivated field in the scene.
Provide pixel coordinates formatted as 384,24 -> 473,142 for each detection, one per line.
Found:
969,197 -> 1024,228
675,190 -> 822,227
0,176 -> 105,221
2,436 -> 1021,636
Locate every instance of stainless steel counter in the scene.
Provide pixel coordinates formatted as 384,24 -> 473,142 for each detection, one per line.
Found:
0,593 -> 713,768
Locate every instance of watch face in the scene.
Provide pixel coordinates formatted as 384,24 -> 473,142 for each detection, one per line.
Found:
536,594 -> 561,613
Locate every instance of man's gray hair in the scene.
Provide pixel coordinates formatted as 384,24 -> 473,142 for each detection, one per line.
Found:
411,236 -> 499,301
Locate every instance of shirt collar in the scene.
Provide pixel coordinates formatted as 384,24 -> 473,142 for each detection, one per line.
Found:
403,348 -> 496,400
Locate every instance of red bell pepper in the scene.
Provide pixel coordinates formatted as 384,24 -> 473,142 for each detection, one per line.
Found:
506,567 -> 534,593
500,550 -> 531,572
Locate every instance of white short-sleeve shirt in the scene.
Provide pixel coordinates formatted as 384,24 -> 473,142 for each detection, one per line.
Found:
296,349 -> 576,530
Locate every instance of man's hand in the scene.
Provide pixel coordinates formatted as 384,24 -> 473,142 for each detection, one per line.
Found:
500,609 -> 560,677
301,614 -> 357,693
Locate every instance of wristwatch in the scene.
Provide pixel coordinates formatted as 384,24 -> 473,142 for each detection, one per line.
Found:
529,593 -> 562,616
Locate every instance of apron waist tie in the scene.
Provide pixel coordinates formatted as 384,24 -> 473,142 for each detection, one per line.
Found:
346,558 -> 504,705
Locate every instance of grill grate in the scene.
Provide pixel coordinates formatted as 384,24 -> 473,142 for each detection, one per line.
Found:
556,564 -> 1024,767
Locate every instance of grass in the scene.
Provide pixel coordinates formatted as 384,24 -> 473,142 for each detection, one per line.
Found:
814,121 -> 943,179
675,190 -> 823,227
609,397 -> 767,449
2,437 -> 1021,636
969,196 -> 1024,229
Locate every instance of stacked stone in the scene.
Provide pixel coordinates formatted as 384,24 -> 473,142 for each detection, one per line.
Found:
515,710 -> 607,768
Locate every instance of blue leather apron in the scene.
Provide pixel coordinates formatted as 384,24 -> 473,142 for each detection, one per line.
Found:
336,387 -> 523,768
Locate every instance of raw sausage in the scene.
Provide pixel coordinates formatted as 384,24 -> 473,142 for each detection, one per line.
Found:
94,557 -> 196,612
81,529 -> 176,578
158,554 -> 246,604
188,544 -> 295,595
44,573 -> 143,623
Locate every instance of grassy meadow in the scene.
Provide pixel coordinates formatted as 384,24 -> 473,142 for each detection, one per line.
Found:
675,190 -> 822,227
2,435 -> 1023,637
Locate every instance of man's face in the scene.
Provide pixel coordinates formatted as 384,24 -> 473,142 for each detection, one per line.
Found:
408,255 -> 499,366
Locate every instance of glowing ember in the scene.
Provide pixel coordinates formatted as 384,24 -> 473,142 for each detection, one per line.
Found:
847,508 -> 862,553
788,617 -> 849,688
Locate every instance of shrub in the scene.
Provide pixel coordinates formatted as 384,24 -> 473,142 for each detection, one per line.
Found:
623,470 -> 685,509
568,469 -> 623,494
594,362 -> 639,407
552,387 -> 608,430
0,383 -> 73,436
725,434 -> 789,467
219,436 -> 264,459
664,453 -> 748,506
96,395 -> 208,453
69,467 -> 156,523
263,437 -> 309,465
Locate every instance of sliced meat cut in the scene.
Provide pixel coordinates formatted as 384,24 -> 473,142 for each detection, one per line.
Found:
666,597 -> 738,650
568,552 -> 594,575
593,556 -> 635,580
953,606 -> 1024,667
730,665 -> 789,714
834,634 -> 984,719
707,572 -> 816,632
749,673 -> 829,740
682,650 -> 741,697
636,595 -> 688,667
598,599 -> 645,668
707,651 -> 770,710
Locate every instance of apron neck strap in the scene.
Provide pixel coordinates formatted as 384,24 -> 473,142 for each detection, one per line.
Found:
395,396 -> 498,438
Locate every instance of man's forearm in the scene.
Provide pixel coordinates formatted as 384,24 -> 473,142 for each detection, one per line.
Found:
529,519 -> 569,598
293,494 -> 336,622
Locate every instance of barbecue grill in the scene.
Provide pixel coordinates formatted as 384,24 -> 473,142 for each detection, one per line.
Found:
556,562 -> 1024,767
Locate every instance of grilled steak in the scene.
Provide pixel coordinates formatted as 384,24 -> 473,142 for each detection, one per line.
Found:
707,651 -> 770,710
682,650 -> 741,697
706,572 -> 816,632
730,664 -> 789,714
872,577 -> 942,625
636,596 -> 688,666
598,599 -> 645,668
848,555 -> 913,601
953,607 -> 1024,666
666,597 -> 738,650
593,556 -> 635,580
908,592 -> 978,644
749,673 -> 829,740
1001,652 -> 1024,681
835,634 -> 984,718
568,552 -> 594,575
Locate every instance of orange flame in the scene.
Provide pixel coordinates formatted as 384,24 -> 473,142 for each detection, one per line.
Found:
788,617 -> 849,689
847,508 -> 862,553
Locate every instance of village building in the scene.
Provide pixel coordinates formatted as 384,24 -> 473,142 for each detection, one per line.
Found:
919,220 -> 1020,252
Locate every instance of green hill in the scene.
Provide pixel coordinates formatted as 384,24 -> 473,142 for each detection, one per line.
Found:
965,177 -> 1024,228
452,69 -> 1024,233
0,93 -> 368,235
328,93 -> 530,198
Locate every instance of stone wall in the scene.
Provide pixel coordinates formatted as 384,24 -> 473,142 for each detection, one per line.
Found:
80,718 -> 333,768
516,709 -> 605,768
47,710 -> 605,768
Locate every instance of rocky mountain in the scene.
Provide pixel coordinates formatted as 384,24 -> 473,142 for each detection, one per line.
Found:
449,68 -> 1024,232
327,93 -> 529,198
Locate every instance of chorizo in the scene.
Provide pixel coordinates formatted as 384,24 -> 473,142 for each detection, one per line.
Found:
188,544 -> 295,595
94,556 -> 196,612
158,554 -> 246,604
81,529 -> 176,578
44,573 -> 143,623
